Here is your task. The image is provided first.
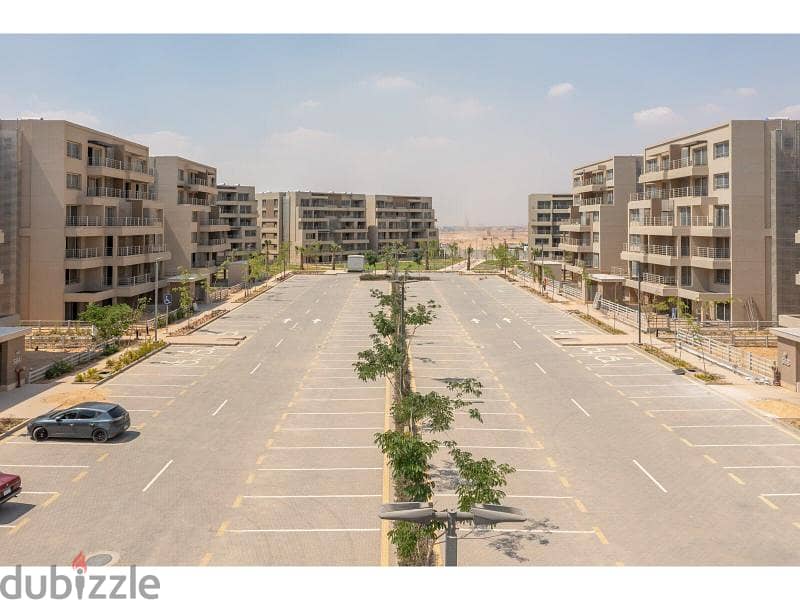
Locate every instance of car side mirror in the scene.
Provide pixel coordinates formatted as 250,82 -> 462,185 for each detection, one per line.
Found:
55,417 -> 63,422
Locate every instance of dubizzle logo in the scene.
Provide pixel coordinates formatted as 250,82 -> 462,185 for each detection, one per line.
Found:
0,550 -> 160,599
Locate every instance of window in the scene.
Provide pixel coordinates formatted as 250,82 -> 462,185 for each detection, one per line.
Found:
681,266 -> 692,287
66,141 -> 82,159
680,237 -> 690,257
678,206 -> 691,226
592,232 -> 600,242
64,269 -> 80,285
714,205 -> 730,227
75,410 -> 97,420
66,173 -> 82,190
713,173 -> 729,189
178,169 -> 184,181
537,201 -> 551,209
714,141 -> 730,159
692,146 -> 707,165
646,158 -> 659,173
605,169 -> 614,181
715,269 -> 730,284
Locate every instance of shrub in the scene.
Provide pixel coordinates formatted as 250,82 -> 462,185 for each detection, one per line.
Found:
695,372 -> 723,383
74,367 -> 102,383
641,344 -> 693,370
102,343 -> 120,356
45,360 -> 73,379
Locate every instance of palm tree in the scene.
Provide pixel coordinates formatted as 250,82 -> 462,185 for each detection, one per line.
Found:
294,245 -> 306,270
447,242 -> 459,268
466,246 -> 474,271
329,243 -> 342,270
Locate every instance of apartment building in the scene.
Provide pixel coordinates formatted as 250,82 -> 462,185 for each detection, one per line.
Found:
257,191 -> 438,264
559,156 -> 642,298
367,195 -> 438,253
527,193 -> 573,259
150,156 -> 229,277
621,119 -> 800,322
217,185 -> 259,258
0,119 -> 169,321
0,125 -> 16,324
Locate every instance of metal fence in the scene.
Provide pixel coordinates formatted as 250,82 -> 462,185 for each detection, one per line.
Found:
28,346 -> 105,383
675,329 -> 776,380
21,320 -> 97,350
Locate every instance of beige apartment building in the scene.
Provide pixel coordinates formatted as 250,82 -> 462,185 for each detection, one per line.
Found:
257,191 -> 438,264
0,119 -> 169,321
367,195 -> 437,253
527,193 -> 573,259
217,185 -> 259,258
150,156 -> 229,277
559,155 -> 642,298
621,119 -> 800,322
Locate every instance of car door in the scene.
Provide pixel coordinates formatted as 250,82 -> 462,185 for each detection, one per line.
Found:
51,410 -> 79,438
72,410 -> 97,439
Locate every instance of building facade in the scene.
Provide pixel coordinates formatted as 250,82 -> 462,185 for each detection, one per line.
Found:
527,193 -> 573,259
621,119 -> 800,322
257,191 -> 438,265
367,194 -> 438,254
0,119 -> 170,321
150,156 -> 228,277
217,185 -> 259,258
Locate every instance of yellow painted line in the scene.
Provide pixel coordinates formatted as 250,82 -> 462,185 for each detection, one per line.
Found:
217,521 -> 229,537
546,456 -> 557,468
661,423 -> 673,432
381,378 -> 392,567
574,498 -> 587,513
199,553 -> 212,566
615,561 -> 625,567
559,476 -> 571,489
593,526 -> 609,545
42,492 -> 60,507
273,424 -> 281,433
72,471 -> 88,483
703,454 -> 717,464
7,517 -> 30,536
517,413 -> 525,422
509,401 -> 518,410
96,453 -> 109,463
792,522 -> 800,530
618,390 -> 626,397
728,473 -> 745,486
526,426 -> 534,434
179,389 -> 188,396
281,413 -> 288,421
165,399 -> 175,406
152,410 -> 160,418
245,473 -> 255,485
232,495 -> 243,508
265,439 -> 274,449
645,410 -> 653,418
287,401 -> 294,408
256,455 -> 266,465
759,495 -> 780,510
680,438 -> 693,447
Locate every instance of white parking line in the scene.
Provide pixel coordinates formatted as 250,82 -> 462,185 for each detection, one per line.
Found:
106,395 -> 175,399
258,467 -> 381,471
667,424 -> 772,429
269,446 -> 378,450
0,464 -> 89,469
647,408 -> 742,413
693,443 -> 800,448
242,494 -> 380,499
723,465 -> 800,470
534,362 -> 547,374
212,399 -> 229,416
632,459 -> 667,493
280,427 -> 380,431
512,340 -> 522,350
275,338 -> 285,348
570,398 -> 591,417
249,363 -> 262,375
228,528 -> 379,533
142,459 -> 174,493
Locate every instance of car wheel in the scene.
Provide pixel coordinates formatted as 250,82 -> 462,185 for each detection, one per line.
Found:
32,426 -> 48,442
92,429 -> 108,443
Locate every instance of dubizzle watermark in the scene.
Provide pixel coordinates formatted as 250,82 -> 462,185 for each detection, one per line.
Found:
0,551 -> 160,599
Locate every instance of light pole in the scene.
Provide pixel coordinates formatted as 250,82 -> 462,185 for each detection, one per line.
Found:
154,259 -> 160,342
379,502 -> 526,566
636,262 -> 642,345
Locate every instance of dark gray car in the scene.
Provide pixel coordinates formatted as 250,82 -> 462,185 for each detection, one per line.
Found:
27,402 -> 130,443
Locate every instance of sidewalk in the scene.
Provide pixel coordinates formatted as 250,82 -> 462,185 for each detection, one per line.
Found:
506,271 -> 800,417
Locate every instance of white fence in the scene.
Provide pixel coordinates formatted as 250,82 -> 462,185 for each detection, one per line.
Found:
28,347 -> 104,383
675,329 -> 776,381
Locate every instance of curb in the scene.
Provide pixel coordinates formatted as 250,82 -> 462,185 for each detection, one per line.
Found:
0,417 -> 33,441
168,309 -> 228,337
80,344 -> 169,389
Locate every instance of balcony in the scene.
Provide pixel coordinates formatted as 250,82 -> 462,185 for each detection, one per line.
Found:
638,163 -> 668,184
87,156 -> 155,182
196,240 -> 231,253
625,271 -> 678,296
628,216 -> 684,236
629,190 -> 666,203
622,243 -> 680,267
64,279 -> 116,303
85,187 -> 157,202
572,178 -> 606,195
117,273 -> 167,297
185,176 -> 217,195
198,219 -> 230,232
178,196 -> 212,208
689,216 -> 731,237
64,247 -> 110,269
560,239 -> 592,253
667,157 -> 708,179
575,196 -> 613,208
691,246 -> 731,269
116,245 -> 170,266
64,216 -> 164,236
559,219 -> 592,232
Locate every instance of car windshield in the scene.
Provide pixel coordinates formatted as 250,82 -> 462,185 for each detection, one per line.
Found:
107,406 -> 126,418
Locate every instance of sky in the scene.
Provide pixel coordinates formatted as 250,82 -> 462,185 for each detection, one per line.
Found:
1,34 -> 800,226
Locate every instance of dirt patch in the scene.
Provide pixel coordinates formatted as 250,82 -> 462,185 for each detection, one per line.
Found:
749,398 -> 800,419
41,388 -> 108,408
740,346 -> 777,360
0,418 -> 26,434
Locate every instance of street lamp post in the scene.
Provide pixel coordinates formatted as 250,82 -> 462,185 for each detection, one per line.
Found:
637,263 -> 642,345
154,259 -> 160,342
380,502 -> 526,566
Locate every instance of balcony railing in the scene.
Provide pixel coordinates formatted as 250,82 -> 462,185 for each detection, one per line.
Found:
575,196 -> 613,207
65,216 -> 162,227
641,272 -> 677,286
630,190 -> 666,202
669,156 -> 707,170
117,245 -> 167,257
188,176 -> 209,186
88,156 -> 155,176
86,187 -> 157,201
691,216 -> 730,227
623,244 -> 676,256
629,216 -> 674,227
65,247 -> 100,259
198,219 -> 226,226
669,186 -> 709,198
573,177 -> 605,188
118,273 -> 156,287
693,246 -> 730,259
179,196 -> 211,206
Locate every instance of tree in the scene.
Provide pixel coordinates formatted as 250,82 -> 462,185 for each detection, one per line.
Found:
79,300 -> 141,342
466,245 -> 473,271
447,242 -> 459,268
364,250 -> 379,272
492,243 -> 515,275
308,242 -> 322,266
580,267 -> 592,314
294,245 -> 306,270
277,242 -> 291,276
247,252 -> 266,283
176,267 -> 194,318
329,243 -> 343,270
530,246 -> 543,282
424,239 -> 438,271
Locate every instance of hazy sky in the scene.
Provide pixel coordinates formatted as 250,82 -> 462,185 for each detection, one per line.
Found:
2,34 -> 799,225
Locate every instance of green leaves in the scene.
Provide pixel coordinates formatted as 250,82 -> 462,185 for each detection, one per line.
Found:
79,302 -> 136,341
445,443 -> 515,513
375,430 -> 438,502
353,335 -> 404,382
